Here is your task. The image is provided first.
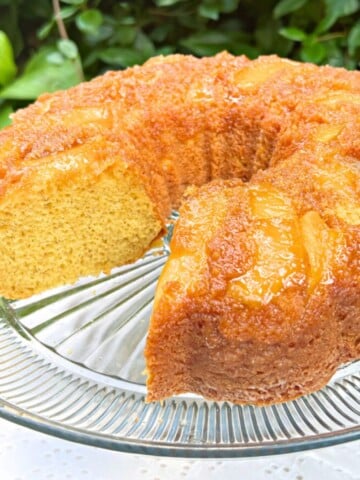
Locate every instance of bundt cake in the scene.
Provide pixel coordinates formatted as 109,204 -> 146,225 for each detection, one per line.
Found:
0,53 -> 359,404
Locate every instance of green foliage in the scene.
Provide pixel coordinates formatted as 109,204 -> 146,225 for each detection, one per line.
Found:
0,31 -> 17,87
76,9 -> 103,34
0,46 -> 82,100
274,0 -> 308,19
0,0 -> 359,126
0,103 -> 13,128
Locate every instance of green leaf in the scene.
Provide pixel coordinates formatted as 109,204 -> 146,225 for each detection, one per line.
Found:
324,0 -> 359,20
198,0 -> 240,18
59,0 -> 84,5
37,20 -> 55,40
279,26 -> 307,41
134,31 -> 155,57
314,13 -> 338,34
76,9 -> 103,35
109,25 -> 137,46
322,40 -> 345,67
97,47 -> 145,67
59,6 -> 78,20
0,102 -> 13,128
47,51 -> 65,65
198,4 -> 220,20
150,24 -> 173,43
348,20 -> 360,56
0,47 -> 81,100
0,30 -> 17,86
180,31 -> 231,56
85,24 -> 114,45
231,43 -> 260,59
300,42 -> 327,63
218,0 -> 241,13
273,0 -> 308,18
116,15 -> 136,26
156,46 -> 176,55
57,39 -> 78,60
154,0 -> 184,5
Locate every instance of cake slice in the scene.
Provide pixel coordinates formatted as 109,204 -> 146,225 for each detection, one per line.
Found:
0,140 -> 167,298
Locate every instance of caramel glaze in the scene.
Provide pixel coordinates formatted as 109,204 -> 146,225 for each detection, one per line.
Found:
145,55 -> 360,405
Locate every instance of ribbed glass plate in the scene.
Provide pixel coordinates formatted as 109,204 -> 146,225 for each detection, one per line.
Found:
0,214 -> 359,457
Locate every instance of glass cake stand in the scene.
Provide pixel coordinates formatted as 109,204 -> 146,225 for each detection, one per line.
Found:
0,217 -> 359,458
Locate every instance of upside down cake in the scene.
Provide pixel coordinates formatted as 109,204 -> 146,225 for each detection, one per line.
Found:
0,53 -> 358,404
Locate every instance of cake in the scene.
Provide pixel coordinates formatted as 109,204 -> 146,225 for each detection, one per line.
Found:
0,53 -> 359,404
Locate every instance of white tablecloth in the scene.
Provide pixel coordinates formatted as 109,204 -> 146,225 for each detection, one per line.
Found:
0,417 -> 359,480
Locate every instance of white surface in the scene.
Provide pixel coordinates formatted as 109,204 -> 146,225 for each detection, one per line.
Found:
0,418 -> 359,480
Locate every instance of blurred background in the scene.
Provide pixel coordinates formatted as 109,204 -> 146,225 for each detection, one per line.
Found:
0,0 -> 359,128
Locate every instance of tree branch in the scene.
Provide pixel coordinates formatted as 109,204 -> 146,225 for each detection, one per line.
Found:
52,0 -> 84,82
52,0 -> 69,39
